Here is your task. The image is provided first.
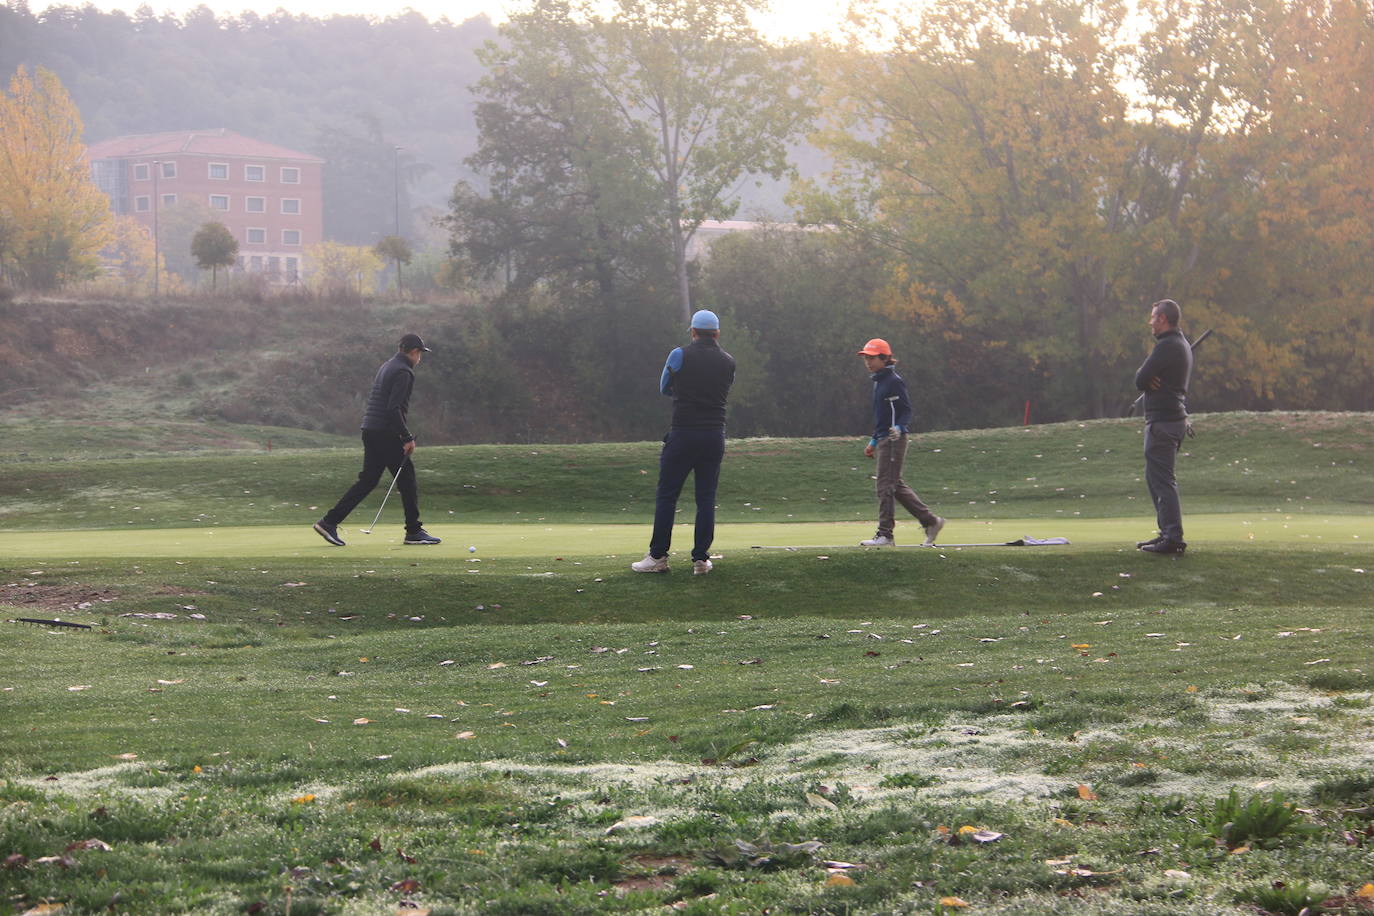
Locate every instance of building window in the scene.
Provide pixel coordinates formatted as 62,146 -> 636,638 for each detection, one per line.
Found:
246,227 -> 266,244
280,198 -> 301,215
245,196 -> 266,213
282,229 -> 301,246
280,166 -> 300,184
245,164 -> 265,182
160,161 -> 176,179
267,256 -> 280,274
249,255 -> 263,271
209,194 -> 229,211
285,256 -> 299,280
209,162 -> 229,180
133,163 -> 150,181
134,195 -> 150,212
161,194 -> 176,208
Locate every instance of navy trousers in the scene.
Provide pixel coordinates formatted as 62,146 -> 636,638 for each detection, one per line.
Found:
323,429 -> 421,532
649,427 -> 725,562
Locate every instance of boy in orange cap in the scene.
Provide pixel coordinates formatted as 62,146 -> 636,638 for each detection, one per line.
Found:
857,338 -> 945,547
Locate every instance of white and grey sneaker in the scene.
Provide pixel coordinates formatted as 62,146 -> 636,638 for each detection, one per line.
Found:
922,516 -> 946,546
631,553 -> 670,573
860,535 -> 895,547
692,559 -> 713,575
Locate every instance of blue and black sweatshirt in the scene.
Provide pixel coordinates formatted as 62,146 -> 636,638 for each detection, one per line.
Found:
868,365 -> 913,447
659,337 -> 736,429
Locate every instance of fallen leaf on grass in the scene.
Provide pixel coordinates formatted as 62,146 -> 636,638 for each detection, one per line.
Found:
938,898 -> 970,908
369,838 -> 383,852
825,873 -> 855,886
487,662 -> 506,669
390,877 -> 420,893
1056,866 -> 1124,877
1356,883 -> 1374,900
1163,869 -> 1191,880
20,905 -> 65,916
1077,784 -> 1098,801
353,718 -> 371,725
292,794 -> 316,804
823,861 -> 866,870
606,815 -> 658,834
112,753 -> 138,760
156,679 -> 184,685
806,792 -> 838,811
67,685 -> 91,692
455,731 -> 475,739
971,830 -> 1004,843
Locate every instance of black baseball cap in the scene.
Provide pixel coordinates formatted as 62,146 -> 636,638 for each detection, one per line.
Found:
398,333 -> 431,352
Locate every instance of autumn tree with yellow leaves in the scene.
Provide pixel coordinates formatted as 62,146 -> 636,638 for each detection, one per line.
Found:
0,65 -> 113,291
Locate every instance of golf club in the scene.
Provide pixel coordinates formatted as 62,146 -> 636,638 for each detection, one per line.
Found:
361,463 -> 405,534
751,537 -> 1070,550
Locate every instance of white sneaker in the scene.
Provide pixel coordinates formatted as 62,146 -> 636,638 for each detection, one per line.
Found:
922,516 -> 946,546
692,559 -> 713,575
860,535 -> 895,547
631,553 -> 669,573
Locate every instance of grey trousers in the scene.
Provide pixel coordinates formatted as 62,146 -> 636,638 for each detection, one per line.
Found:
1144,419 -> 1187,542
875,433 -> 938,538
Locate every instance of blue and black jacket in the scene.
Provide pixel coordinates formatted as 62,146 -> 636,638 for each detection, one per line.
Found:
659,337 -> 735,429
868,365 -> 913,447
360,351 -> 416,442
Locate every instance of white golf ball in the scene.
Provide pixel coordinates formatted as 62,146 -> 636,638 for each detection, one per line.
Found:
468,546 -> 477,553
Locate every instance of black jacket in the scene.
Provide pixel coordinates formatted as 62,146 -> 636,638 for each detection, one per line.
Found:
1134,328 -> 1192,422
360,352 -> 416,441
661,338 -> 735,429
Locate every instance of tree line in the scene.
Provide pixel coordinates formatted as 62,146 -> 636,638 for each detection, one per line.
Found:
3,0 -> 1372,439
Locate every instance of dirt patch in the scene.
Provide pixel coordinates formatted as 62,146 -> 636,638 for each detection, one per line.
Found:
0,582 -> 205,612
614,855 -> 695,895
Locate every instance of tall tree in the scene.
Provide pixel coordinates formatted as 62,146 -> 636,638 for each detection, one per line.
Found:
191,220 -> 238,289
459,0 -> 816,320
0,65 -> 112,290
803,0 -> 1199,420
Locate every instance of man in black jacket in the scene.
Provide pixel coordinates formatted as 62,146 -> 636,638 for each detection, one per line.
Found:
631,309 -> 736,575
1134,300 -> 1192,555
313,333 -> 440,546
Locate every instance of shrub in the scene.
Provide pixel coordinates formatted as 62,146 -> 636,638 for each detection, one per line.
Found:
1207,788 -> 1321,849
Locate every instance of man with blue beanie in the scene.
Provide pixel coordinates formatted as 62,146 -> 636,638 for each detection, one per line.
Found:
632,309 -> 736,575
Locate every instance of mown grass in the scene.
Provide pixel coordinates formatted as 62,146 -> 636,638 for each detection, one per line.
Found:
2,411 -> 1372,914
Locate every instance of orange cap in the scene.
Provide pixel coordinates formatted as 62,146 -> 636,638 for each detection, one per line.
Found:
857,338 -> 892,356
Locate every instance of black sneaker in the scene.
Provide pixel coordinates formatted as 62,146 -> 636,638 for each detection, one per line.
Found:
313,521 -> 345,547
1136,534 -> 1165,549
404,528 -> 442,545
1140,539 -> 1186,555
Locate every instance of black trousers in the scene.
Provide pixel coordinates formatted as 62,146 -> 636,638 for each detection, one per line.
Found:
323,429 -> 421,532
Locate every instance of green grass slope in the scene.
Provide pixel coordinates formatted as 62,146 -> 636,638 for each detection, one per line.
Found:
1,411 -> 1371,915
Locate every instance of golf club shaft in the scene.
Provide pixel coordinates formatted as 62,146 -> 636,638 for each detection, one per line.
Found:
363,463 -> 404,533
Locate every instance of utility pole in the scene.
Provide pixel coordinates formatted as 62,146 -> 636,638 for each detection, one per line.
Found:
393,145 -> 403,297
151,160 -> 161,297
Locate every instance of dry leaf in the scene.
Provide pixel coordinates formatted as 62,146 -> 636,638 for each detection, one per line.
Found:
806,792 -> 839,811
487,662 -> 506,669
1077,784 -> 1098,801
455,731 -> 475,739
156,679 -> 184,685
20,905 -> 66,916
1164,869 -> 1191,880
605,815 -> 658,834
971,830 -> 1004,843
938,897 -> 970,908
67,685 -> 91,691
1356,884 -> 1374,900
825,873 -> 855,886
352,718 -> 371,725
64,839 -> 112,852
112,753 -> 138,760
292,794 -> 316,804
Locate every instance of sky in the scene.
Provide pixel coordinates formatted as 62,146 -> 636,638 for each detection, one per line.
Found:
78,0 -> 859,42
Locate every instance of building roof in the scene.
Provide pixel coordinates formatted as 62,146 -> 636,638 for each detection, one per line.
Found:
86,128 -> 323,163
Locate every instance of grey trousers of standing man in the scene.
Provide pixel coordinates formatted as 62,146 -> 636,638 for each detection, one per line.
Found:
1144,419 -> 1187,543
875,433 -> 939,539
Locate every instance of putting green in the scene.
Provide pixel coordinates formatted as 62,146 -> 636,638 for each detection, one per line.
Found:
0,513 -> 1368,560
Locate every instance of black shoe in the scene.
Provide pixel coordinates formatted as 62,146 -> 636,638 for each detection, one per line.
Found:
1136,534 -> 1165,549
404,528 -> 441,545
313,521 -> 345,547
1140,539 -> 1186,555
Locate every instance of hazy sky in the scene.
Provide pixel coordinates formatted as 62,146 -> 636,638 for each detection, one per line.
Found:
80,0 -> 857,41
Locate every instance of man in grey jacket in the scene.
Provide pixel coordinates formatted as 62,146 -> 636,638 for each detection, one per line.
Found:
313,333 -> 440,546
1134,300 -> 1192,555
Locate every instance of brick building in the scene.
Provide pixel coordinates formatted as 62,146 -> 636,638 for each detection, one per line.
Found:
87,128 -> 324,282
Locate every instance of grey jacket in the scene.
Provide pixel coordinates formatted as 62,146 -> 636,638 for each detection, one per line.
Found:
1134,328 -> 1192,422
